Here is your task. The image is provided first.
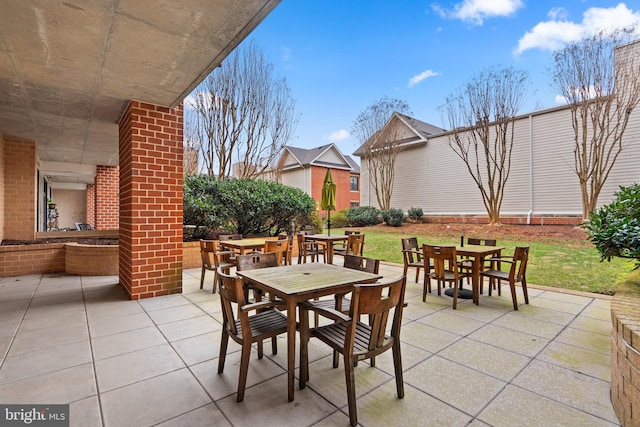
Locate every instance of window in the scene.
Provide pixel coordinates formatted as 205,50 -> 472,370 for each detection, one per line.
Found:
350,201 -> 360,208
350,176 -> 359,191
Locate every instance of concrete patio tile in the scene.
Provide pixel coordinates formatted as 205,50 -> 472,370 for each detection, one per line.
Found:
536,290 -> 594,306
82,284 -> 129,302
95,343 -> 186,392
405,355 -> 506,415
537,341 -> 611,382
510,303 -> 577,325
183,290 -> 218,303
100,368 -> 211,427
30,289 -> 84,306
469,324 -> 550,358
138,294 -> 192,312
86,299 -> 145,320
529,297 -> 586,315
145,303 -> 206,325
172,330 -> 239,366
193,299 -> 223,315
439,338 -> 531,382
215,374 -> 337,427
0,337 -> 11,360
190,352 -> 286,401
0,363 -> 96,404
401,321 -> 461,353
155,403 -> 231,427
0,339 -> 92,384
444,303 -> 508,323
302,353 -> 394,409
570,315 -> 612,336
492,311 -> 566,340
588,298 -> 613,310
157,314 -> 221,342
582,305 -> 613,322
9,323 -> 88,355
80,275 -> 119,289
88,311 -> 154,338
357,381 -> 472,427
373,341 -> 432,374
478,384 -> 618,427
91,326 -> 168,360
69,395 -> 102,427
20,309 -> 87,332
417,310 -> 487,336
555,327 -> 612,354
513,360 -> 619,424
402,295 -> 448,321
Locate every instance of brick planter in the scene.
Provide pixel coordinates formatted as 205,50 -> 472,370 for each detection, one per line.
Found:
0,243 -> 65,276
65,243 -> 119,276
611,269 -> 640,426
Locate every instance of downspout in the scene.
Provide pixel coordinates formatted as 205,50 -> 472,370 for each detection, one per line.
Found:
527,114 -> 534,224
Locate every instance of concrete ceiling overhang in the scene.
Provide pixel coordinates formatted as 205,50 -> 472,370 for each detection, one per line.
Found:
0,0 -> 280,185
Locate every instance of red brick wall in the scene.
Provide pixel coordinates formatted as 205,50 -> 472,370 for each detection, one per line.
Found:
421,215 -> 583,226
118,100 -> 184,300
4,138 -> 36,240
611,272 -> 640,427
95,165 -> 119,230
311,166 -> 355,218
86,183 -> 96,226
0,134 -> 5,241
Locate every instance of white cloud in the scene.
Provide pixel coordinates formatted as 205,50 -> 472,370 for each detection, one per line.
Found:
327,129 -> 350,142
554,94 -> 567,104
515,3 -> 640,55
433,0 -> 523,25
408,70 -> 439,88
548,7 -> 568,21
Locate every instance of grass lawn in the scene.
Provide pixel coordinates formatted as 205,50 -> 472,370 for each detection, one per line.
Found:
326,225 -> 634,295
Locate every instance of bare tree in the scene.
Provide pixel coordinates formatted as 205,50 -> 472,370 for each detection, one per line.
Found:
441,66 -> 528,225
186,39 -> 297,178
352,96 -> 412,210
550,29 -> 640,220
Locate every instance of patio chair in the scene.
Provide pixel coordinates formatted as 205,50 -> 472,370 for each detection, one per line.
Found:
278,234 -> 294,265
402,237 -> 430,283
219,234 -> 243,240
423,244 -> 472,309
216,269 -> 288,402
299,275 -> 406,426
480,246 -> 530,310
296,233 -> 326,264
458,237 -> 497,290
264,239 -> 289,266
199,240 -> 235,293
333,233 -> 365,259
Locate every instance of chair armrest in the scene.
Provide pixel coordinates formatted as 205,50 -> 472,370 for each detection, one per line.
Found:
240,300 -> 285,313
301,301 -> 351,323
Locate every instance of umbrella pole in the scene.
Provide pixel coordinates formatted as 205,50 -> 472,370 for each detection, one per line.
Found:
327,210 -> 331,236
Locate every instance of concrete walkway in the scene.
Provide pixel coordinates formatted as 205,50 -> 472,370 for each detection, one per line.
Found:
0,261 -> 618,426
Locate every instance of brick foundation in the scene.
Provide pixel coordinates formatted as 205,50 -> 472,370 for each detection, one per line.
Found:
118,100 -> 184,299
421,215 -> 583,226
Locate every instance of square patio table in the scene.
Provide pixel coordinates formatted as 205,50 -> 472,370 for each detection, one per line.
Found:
220,237 -> 272,255
237,262 -> 381,402
453,244 -> 504,304
304,234 -> 349,264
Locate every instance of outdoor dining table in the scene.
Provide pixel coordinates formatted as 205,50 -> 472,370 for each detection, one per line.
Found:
237,262 -> 381,402
219,237 -> 271,255
303,234 -> 349,264
448,244 -> 504,304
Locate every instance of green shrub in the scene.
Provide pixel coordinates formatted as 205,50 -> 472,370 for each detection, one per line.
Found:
183,175 -> 316,238
296,210 -> 323,234
346,206 -> 381,227
381,208 -> 405,227
585,183 -> 640,269
328,210 -> 350,228
407,207 -> 423,222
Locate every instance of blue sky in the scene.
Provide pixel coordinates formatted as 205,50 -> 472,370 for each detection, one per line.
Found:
242,1 -> 640,160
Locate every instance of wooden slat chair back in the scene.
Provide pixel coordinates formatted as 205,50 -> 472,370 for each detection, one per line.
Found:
343,254 -> 379,274
296,233 -> 325,264
401,237 -> 425,283
264,239 -> 289,265
216,269 -> 288,402
423,244 -> 471,309
300,275 -> 407,426
236,252 -> 278,271
199,239 -> 235,293
218,234 -> 243,240
480,245 -> 530,310
334,233 -> 365,258
460,237 -> 497,290
278,234 -> 294,265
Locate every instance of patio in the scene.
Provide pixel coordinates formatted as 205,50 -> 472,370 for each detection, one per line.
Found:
0,261 -> 617,426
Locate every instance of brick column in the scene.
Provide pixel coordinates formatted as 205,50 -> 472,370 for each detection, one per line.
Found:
95,165 -> 119,230
86,183 -> 96,226
118,100 -> 183,299
4,138 -> 36,240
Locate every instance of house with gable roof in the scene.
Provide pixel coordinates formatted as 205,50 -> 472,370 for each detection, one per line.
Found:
279,143 -> 360,219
